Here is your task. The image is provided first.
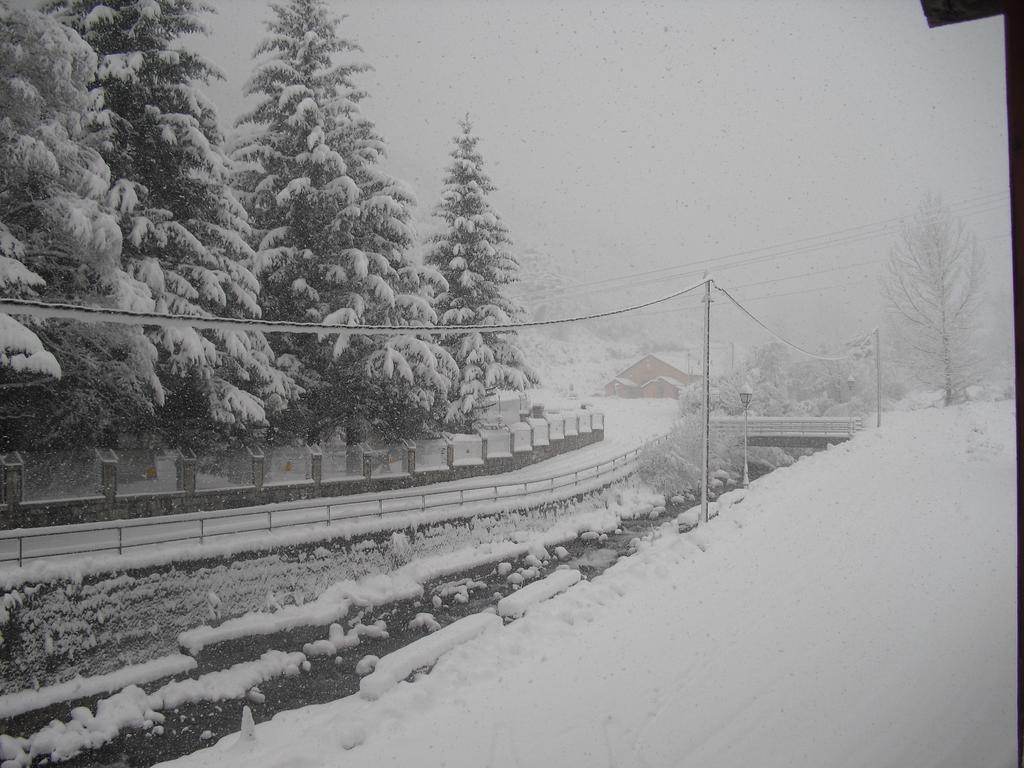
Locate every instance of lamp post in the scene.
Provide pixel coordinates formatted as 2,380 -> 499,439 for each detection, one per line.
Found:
739,383 -> 753,488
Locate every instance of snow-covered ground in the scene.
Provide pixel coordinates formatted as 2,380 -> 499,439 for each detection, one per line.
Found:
158,400 -> 1016,768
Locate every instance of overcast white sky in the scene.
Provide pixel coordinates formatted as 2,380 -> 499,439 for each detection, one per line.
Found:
183,0 -> 1009,352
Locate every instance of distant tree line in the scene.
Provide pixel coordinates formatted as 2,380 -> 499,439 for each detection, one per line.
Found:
0,0 -> 536,452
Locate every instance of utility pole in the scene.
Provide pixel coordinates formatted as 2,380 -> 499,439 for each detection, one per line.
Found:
700,278 -> 712,524
874,327 -> 882,427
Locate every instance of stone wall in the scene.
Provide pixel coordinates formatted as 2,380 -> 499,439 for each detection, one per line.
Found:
4,430 -> 603,529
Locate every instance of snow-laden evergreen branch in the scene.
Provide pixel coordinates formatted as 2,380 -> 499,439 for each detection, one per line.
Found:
231,0 -> 454,444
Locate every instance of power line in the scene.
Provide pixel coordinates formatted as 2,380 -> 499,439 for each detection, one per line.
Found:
524,194 -> 1009,305
610,258 -> 888,320
729,277 -> 878,305
724,258 -> 884,292
625,276 -> 878,321
0,277 -> 709,337
531,217 -> 1007,318
528,205 -> 1007,307
544,192 -> 1005,294
2,191 -> 1007,343
714,284 -> 873,361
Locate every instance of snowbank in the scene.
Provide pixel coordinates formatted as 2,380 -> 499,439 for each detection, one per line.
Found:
178,574 -> 419,655
0,654 -> 196,720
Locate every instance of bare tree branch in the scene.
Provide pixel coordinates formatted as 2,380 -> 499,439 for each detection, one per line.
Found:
882,195 -> 984,406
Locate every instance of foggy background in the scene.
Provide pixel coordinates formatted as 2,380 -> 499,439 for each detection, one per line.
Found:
185,0 -> 1011,366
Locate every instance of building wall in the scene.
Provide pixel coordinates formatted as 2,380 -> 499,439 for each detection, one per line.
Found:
605,381 -> 640,398
640,380 -> 681,399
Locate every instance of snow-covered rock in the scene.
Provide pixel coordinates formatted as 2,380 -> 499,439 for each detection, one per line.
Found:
408,613 -> 441,633
497,570 -> 582,618
354,655 -> 379,676
676,508 -> 700,532
359,614 -> 502,700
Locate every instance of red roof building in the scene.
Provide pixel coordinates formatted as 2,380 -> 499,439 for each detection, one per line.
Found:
604,354 -> 696,398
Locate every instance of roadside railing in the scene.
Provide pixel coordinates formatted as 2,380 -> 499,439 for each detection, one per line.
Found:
0,437 -> 664,567
0,405 -> 603,528
710,416 -> 862,437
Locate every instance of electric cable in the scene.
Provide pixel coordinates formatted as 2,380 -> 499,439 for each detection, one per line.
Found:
0,277 -> 710,336
524,194 -> 1008,305
714,284 -> 874,361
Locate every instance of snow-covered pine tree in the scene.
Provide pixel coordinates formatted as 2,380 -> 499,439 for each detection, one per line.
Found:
233,0 -> 453,443
0,4 -> 162,448
46,0 -> 294,446
426,118 -> 537,426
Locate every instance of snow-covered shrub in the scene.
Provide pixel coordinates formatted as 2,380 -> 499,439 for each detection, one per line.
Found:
638,414 -> 742,498
387,531 -> 414,568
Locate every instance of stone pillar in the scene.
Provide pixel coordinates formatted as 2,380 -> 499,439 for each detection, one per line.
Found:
406,444 -> 416,474
248,447 -> 265,493
361,448 -> 373,480
181,450 -> 197,512
2,452 -> 24,525
97,449 -> 118,520
175,451 -> 185,492
310,445 -> 323,489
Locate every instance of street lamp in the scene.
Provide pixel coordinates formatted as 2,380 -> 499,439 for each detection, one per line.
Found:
739,382 -> 753,488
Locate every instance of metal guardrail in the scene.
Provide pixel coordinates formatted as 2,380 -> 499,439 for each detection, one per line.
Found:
710,416 -> 862,437
0,438 -> 665,567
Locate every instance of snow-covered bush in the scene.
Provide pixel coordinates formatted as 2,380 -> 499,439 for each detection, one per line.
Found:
638,414 -> 742,499
677,341 -> 884,421
386,531 -> 414,568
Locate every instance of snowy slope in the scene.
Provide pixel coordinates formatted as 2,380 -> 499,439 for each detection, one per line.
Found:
158,401 -> 1015,768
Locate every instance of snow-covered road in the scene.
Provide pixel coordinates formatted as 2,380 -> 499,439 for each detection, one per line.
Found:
161,400 -> 1016,768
